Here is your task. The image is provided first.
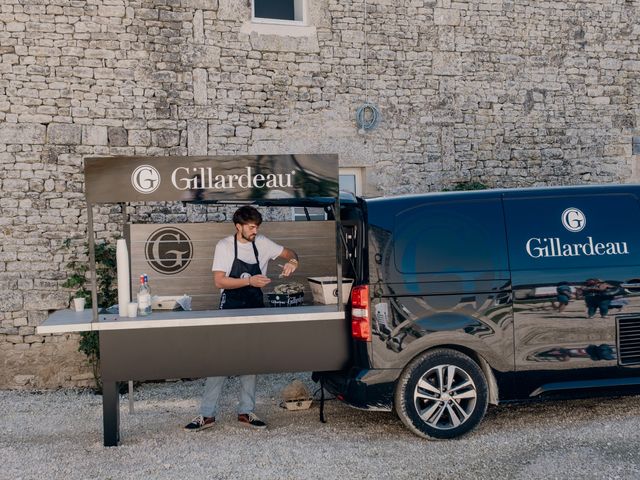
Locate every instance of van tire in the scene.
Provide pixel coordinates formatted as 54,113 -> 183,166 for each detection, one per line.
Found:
394,348 -> 488,439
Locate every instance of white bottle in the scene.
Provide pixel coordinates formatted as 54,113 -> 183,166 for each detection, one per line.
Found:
137,274 -> 151,316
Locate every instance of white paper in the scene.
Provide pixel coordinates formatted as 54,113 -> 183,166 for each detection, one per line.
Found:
116,239 -> 130,317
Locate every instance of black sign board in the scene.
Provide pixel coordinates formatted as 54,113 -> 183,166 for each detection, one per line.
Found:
84,154 -> 339,204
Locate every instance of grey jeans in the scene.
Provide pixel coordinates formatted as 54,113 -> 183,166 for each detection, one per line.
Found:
199,374 -> 256,418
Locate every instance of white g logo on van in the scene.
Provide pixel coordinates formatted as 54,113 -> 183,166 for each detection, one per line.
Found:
132,165 -> 161,194
562,207 -> 586,232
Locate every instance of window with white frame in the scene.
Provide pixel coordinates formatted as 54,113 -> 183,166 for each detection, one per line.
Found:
339,167 -> 364,196
253,0 -> 306,24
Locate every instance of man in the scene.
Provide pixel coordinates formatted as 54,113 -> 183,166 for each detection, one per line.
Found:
184,206 -> 299,431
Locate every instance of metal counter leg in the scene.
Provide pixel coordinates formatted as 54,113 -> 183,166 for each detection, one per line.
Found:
103,381 -> 120,447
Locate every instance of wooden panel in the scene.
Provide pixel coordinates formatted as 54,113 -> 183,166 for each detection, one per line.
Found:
128,222 -> 338,310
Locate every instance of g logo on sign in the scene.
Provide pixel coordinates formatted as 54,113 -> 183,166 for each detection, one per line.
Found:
562,207 -> 586,233
145,228 -> 192,275
132,165 -> 161,194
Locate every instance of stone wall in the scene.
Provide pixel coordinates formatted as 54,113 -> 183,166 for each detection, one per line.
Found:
1,0 -> 639,388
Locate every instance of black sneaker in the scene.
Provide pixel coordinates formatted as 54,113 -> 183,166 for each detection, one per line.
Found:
184,415 -> 215,432
238,412 -> 267,429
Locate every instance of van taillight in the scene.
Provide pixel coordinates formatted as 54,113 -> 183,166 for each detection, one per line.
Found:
351,285 -> 371,341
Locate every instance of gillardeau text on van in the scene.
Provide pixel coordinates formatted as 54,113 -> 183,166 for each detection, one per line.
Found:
526,236 -> 629,258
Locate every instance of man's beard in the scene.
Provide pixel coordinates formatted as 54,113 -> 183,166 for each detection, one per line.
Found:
242,232 -> 256,242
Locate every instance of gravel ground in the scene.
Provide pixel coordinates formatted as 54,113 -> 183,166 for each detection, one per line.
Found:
2,374 -> 640,480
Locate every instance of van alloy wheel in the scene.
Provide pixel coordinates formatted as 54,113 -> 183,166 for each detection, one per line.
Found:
395,348 -> 488,439
414,364 -> 477,430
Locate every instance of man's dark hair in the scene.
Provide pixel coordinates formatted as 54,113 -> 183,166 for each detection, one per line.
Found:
233,206 -> 262,226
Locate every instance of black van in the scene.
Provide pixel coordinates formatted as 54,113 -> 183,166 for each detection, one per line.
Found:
319,184 -> 640,439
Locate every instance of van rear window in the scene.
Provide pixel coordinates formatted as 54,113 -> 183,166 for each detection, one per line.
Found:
504,194 -> 640,270
393,199 -> 508,274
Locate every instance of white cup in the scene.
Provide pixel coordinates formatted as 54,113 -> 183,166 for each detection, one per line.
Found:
128,302 -> 138,317
73,297 -> 85,312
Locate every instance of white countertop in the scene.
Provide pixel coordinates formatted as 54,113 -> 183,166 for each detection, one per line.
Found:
37,306 -> 346,334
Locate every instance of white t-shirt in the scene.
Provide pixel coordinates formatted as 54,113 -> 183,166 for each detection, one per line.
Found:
211,234 -> 284,277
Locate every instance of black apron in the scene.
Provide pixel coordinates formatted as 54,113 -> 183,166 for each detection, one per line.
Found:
219,236 -> 264,310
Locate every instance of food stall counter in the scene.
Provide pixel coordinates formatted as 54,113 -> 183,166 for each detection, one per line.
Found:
37,305 -> 346,333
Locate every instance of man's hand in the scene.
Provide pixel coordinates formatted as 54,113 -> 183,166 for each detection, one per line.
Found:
249,274 -> 271,287
280,259 -> 298,277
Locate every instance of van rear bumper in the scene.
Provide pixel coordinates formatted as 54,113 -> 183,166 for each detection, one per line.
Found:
314,368 -> 402,411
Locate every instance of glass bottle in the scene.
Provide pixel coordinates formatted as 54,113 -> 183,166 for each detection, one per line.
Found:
137,274 -> 151,316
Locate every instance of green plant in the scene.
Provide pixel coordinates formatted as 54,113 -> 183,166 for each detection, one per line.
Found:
443,181 -> 489,191
62,239 -> 118,392
77,328 -> 101,392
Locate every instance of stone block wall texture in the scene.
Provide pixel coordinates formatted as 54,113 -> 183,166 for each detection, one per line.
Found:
1,0 -> 639,388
